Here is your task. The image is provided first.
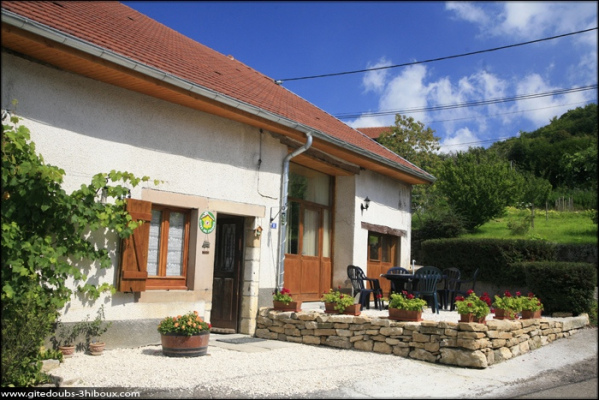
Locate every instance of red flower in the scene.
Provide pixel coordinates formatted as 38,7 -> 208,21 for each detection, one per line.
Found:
466,289 -> 474,295
504,290 -> 512,298
407,293 -> 414,299
455,295 -> 464,302
376,294 -> 382,299
528,292 -> 535,298
516,291 -> 521,297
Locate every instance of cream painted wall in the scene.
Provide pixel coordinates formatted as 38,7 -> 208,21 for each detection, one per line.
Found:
355,169 -> 413,272
2,53 -> 285,322
2,52 -> 415,329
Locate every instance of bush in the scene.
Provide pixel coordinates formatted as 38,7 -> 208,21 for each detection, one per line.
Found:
1,291 -> 57,386
522,261 -> 596,315
420,238 -> 557,286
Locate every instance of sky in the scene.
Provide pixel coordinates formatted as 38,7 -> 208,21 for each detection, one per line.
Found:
123,1 -> 598,153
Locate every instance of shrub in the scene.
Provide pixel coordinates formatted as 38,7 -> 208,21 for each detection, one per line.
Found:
523,262 -> 596,315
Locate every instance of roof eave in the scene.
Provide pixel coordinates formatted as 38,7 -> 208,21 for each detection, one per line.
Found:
1,9 -> 436,184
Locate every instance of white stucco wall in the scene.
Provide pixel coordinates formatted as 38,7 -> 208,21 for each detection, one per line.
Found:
333,170 -> 413,287
2,53 -> 286,322
2,52 -> 415,329
355,169 -> 413,272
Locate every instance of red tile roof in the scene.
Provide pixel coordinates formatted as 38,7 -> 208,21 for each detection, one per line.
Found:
1,1 -> 433,182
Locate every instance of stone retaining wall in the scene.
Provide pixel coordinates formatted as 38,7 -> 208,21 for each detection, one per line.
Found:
255,308 -> 590,369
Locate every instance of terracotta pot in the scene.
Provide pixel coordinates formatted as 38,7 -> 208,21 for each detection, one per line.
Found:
88,342 -> 106,356
459,313 -> 486,324
273,300 -> 302,312
494,308 -> 519,320
58,345 -> 76,358
388,308 -> 422,322
324,303 -> 361,315
161,331 -> 210,357
521,310 -> 542,319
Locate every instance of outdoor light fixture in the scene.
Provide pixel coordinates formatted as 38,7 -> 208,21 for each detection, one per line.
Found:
361,196 -> 371,212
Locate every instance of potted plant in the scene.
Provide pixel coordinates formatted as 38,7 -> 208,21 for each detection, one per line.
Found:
519,292 -> 544,319
157,310 -> 211,357
387,291 -> 427,321
79,305 -> 112,356
492,290 -> 522,320
321,287 -> 360,315
272,287 -> 302,312
52,321 -> 82,358
455,290 -> 491,323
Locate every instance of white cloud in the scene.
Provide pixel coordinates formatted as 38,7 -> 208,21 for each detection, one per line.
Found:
514,73 -> 592,126
378,64 -> 429,113
447,2 -> 597,40
362,57 -> 391,93
440,127 -> 480,154
445,2 -> 490,25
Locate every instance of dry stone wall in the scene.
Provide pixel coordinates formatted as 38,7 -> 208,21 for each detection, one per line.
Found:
255,308 -> 589,369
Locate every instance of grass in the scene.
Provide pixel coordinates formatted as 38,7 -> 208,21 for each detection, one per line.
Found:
461,207 -> 598,245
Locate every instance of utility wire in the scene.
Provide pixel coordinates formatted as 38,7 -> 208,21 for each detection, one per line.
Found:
336,84 -> 597,119
275,27 -> 597,84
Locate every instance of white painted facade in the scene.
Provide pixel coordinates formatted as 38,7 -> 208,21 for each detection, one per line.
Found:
2,52 -> 414,338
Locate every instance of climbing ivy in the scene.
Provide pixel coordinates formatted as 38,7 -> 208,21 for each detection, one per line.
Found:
1,113 -> 158,386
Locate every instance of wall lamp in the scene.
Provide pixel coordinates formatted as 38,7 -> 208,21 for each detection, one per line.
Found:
361,196 -> 371,212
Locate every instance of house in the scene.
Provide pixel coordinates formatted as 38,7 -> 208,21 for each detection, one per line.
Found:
1,1 -> 435,346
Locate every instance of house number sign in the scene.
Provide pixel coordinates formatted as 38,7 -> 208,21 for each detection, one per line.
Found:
199,211 -> 216,234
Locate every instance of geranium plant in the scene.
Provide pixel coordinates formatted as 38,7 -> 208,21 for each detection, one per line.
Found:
388,291 -> 427,311
455,290 -> 491,319
321,287 -> 355,313
492,290 -> 522,319
157,311 -> 211,336
272,287 -> 294,305
519,292 -> 544,312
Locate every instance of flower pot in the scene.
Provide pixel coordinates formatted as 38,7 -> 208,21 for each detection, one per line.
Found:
459,313 -> 486,324
324,303 -> 361,315
388,308 -> 422,322
58,345 -> 76,358
160,331 -> 210,357
494,308 -> 519,320
521,310 -> 542,319
273,300 -> 302,312
88,342 -> 106,356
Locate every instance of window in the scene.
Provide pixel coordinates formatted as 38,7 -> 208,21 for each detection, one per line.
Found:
285,163 -> 332,257
146,205 -> 191,290
368,232 -> 397,263
118,199 -> 191,292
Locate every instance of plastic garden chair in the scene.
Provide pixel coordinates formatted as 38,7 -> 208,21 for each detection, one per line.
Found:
438,268 -> 461,311
411,266 -> 443,314
347,265 -> 384,311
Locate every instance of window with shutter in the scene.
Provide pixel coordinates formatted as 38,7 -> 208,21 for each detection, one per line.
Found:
118,199 -> 191,292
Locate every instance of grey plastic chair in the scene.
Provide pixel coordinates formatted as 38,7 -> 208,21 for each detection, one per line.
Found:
411,266 -> 443,314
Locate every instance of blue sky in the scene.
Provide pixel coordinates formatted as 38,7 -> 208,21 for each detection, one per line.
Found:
123,1 -> 598,153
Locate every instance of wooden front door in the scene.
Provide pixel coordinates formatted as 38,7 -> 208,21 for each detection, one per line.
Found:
284,202 -> 332,301
211,216 -> 244,332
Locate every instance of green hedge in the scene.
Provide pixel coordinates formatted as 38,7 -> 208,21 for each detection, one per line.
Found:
521,262 -> 596,315
420,238 -> 557,286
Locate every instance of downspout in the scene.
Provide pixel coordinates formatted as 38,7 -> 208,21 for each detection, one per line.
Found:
276,132 -> 313,291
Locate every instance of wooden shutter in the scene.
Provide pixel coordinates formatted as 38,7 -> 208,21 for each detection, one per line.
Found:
118,199 -> 152,292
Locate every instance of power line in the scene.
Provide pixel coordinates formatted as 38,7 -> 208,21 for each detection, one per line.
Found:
336,84 -> 598,119
425,100 -> 593,125
275,27 -> 597,84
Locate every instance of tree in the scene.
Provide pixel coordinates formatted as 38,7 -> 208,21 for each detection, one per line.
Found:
517,171 -> 552,229
1,114 -> 156,386
376,114 -> 441,172
376,114 -> 444,218
437,148 -> 521,231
